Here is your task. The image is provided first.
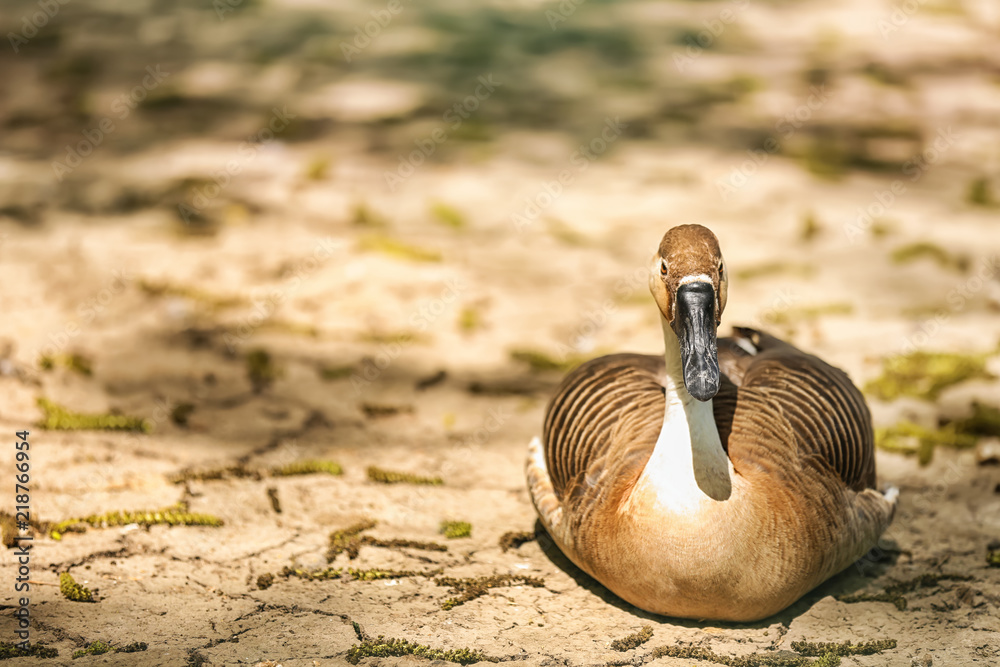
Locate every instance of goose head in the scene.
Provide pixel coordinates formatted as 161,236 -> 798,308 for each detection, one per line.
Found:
648,224 -> 729,402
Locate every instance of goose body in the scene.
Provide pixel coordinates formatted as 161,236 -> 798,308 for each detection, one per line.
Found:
526,224 -> 896,621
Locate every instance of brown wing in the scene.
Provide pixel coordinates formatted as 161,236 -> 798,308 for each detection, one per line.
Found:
718,327 -> 876,492
542,354 -> 664,502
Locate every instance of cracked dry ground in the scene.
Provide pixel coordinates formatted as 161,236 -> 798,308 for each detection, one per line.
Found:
1,0 -> 1000,664
0,210 -> 998,666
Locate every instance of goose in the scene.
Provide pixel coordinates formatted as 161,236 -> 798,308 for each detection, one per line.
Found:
526,224 -> 897,621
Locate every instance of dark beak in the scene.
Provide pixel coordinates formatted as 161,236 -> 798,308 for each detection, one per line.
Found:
674,282 -> 720,401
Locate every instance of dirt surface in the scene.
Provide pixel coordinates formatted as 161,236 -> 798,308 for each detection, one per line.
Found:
1,0 -> 999,665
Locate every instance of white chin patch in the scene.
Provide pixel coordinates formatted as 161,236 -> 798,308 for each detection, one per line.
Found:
679,274 -> 713,285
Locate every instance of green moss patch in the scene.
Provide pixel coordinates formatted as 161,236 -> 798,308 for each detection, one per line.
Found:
864,350 -> 994,401
279,566 -> 343,581
271,459 -> 342,476
367,466 -> 443,486
139,279 -> 246,310
437,574 -> 545,610
326,519 -> 377,560
60,572 -> 94,602
891,242 -> 968,272
51,505 -> 223,540
361,536 -> 448,552
0,642 -> 58,659
610,626 -> 653,651
38,352 -> 92,376
359,234 -> 442,263
431,202 -> 466,229
790,640 -> 897,657
440,521 -> 471,539
349,568 -> 442,581
735,262 -> 816,281
875,422 -> 977,465
246,348 -> 281,392
37,398 -> 151,433
346,635 -> 498,665
510,348 -> 588,373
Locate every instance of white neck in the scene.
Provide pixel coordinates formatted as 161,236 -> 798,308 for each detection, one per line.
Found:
637,316 -> 733,512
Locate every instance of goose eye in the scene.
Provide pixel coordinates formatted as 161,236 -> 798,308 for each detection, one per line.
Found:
718,262 -> 725,278
659,260 -> 668,276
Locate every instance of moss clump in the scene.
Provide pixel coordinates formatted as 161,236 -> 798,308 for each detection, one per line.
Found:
246,348 -> 281,392
114,642 -> 148,654
967,177 -> 996,207
864,350 -> 994,401
790,639 -> 897,657
348,568 -> 442,581
346,636 -> 498,665
440,521 -> 472,539
359,234 -> 442,263
279,566 -> 343,581
367,466 -> 443,486
499,531 -> 536,552
361,536 -> 448,552
168,465 -> 261,483
319,364 -> 354,380
50,505 -> 223,540
437,574 -> 545,610
0,642 -> 58,659
352,202 -> 387,228
611,626 -> 653,651
768,303 -> 853,326
875,422 -> 977,465
361,403 -> 414,418
838,572 -> 971,610
326,519 -> 377,561
38,352 -> 92,376
271,459 -> 343,476
171,403 -> 195,426
138,279 -> 245,310
649,645 -> 807,666
952,401 -> 1000,437
735,262 -> 816,281
510,348 -> 588,373
431,202 -> 466,229
800,214 -> 822,242
37,398 -> 151,433
458,307 -> 482,333
988,549 -> 1000,567
256,573 -> 275,589
60,572 -> 94,602
891,242 -> 967,272
72,641 -> 113,658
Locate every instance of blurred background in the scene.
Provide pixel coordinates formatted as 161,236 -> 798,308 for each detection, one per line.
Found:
1,0 -> 999,664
